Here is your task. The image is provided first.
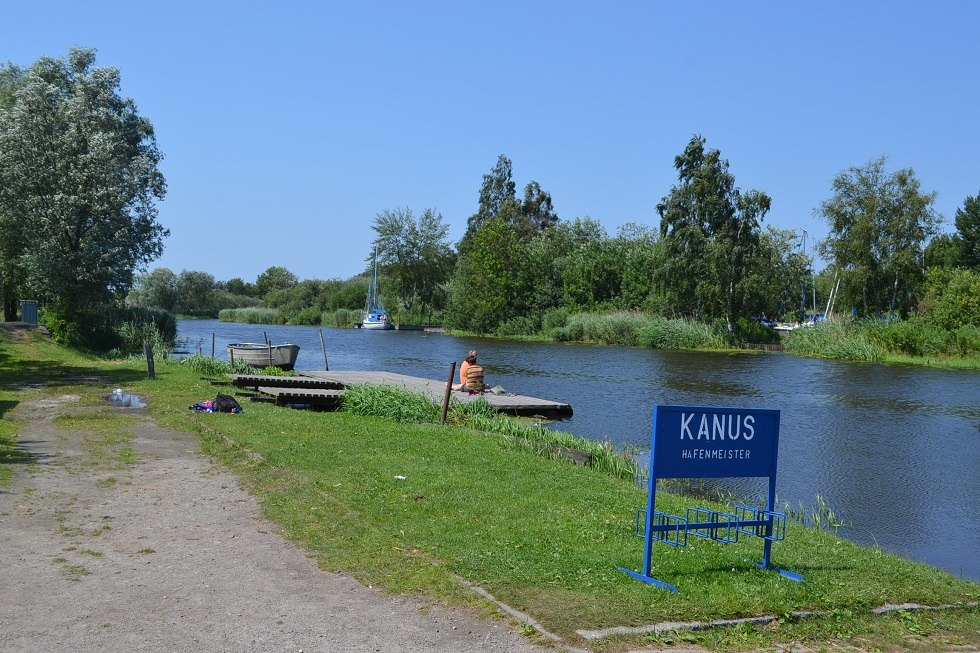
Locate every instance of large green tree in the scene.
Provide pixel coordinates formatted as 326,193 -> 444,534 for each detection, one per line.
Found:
176,270 -> 218,316
459,155 -> 557,251
127,267 -> 179,312
743,227 -> 813,322
954,191 -> 980,270
447,214 -> 529,333
254,266 -> 298,298
0,48 -> 167,324
655,135 -> 770,330
371,207 -> 455,313
816,157 -> 941,317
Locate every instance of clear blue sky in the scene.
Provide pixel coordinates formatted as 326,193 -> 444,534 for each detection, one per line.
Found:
6,1 -> 978,283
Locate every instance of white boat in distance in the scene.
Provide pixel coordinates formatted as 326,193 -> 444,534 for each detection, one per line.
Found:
361,246 -> 393,330
227,342 -> 300,370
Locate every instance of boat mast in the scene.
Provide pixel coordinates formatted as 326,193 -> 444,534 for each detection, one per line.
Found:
367,246 -> 380,311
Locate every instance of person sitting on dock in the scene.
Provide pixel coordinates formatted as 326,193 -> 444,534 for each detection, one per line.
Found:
454,350 -> 486,393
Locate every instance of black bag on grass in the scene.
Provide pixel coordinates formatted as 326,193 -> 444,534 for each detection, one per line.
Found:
214,393 -> 243,413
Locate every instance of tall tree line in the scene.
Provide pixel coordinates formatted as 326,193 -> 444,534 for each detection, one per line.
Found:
0,48 -> 167,341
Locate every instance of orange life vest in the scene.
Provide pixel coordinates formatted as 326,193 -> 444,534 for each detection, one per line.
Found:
464,364 -> 484,391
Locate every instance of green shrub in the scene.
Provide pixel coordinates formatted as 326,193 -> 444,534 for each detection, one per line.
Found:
288,306 -> 322,326
953,325 -> 980,356
919,268 -> 980,331
733,317 -> 780,345
541,307 -> 570,336
496,315 -> 540,337
323,308 -> 362,328
859,317 -> 950,356
42,305 -> 176,353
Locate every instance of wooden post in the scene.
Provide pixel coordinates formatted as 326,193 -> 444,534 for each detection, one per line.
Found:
144,343 -> 156,379
319,329 -> 329,370
440,361 -> 456,425
211,333 -> 215,357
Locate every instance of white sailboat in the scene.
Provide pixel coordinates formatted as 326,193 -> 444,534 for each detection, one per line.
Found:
361,246 -> 393,330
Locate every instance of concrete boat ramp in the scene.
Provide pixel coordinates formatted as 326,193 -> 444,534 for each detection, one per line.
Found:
227,371 -> 573,419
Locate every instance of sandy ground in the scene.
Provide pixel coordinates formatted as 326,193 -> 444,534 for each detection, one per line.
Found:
0,391 -> 553,653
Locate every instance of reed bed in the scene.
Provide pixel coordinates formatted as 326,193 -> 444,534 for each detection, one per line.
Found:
217,307 -> 281,324
784,322 -> 883,361
551,310 -> 728,350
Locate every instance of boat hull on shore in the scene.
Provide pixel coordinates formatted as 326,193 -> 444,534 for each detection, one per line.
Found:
227,343 -> 300,370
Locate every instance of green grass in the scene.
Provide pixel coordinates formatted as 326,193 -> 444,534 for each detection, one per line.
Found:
2,325 -> 978,651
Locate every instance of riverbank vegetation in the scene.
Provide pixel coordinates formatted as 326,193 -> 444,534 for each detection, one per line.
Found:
135,145 -> 977,368
3,49 -> 978,372
1,327 -> 977,651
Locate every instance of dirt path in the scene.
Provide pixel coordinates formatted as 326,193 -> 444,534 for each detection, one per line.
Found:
0,391 -> 551,652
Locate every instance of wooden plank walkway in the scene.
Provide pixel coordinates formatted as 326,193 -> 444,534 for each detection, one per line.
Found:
225,371 -> 572,418
300,371 -> 572,418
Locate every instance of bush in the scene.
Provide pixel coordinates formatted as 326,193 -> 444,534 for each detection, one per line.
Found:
919,268 -> 980,331
323,308 -> 362,328
953,325 -> 980,357
541,307 -> 570,337
733,317 -> 780,345
495,315 -> 540,337
288,306 -> 322,326
859,317 -> 950,357
42,305 -> 176,353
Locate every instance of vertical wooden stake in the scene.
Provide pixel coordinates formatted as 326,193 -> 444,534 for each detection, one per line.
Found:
144,343 -> 156,379
440,361 -> 456,425
319,329 -> 329,370
211,332 -> 215,357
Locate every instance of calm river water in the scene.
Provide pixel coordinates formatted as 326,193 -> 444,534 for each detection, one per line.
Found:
176,319 -> 980,582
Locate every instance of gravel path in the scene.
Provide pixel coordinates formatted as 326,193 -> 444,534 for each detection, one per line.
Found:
0,392 -> 551,653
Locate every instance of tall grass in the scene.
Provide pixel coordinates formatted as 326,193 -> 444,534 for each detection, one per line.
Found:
550,311 -> 728,350
177,352 -> 278,376
784,322 -> 883,361
787,318 -> 980,362
322,308 -> 362,328
339,384 -> 639,481
218,307 -> 281,324
117,320 -> 173,357
857,317 -> 980,357
341,384 -> 441,422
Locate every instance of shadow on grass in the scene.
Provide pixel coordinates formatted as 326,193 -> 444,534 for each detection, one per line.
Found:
0,357 -> 149,390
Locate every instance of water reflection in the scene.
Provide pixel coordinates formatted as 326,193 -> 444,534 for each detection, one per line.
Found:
176,320 -> 980,581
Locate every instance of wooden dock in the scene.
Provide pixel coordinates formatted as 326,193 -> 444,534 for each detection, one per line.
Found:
227,371 -> 572,418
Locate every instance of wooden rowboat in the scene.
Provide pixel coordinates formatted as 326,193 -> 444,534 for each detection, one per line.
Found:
227,342 -> 300,371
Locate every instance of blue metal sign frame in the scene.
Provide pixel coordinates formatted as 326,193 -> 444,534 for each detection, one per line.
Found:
619,405 -> 804,592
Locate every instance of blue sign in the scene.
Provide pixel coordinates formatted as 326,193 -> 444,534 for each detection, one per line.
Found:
651,405 -> 780,479
620,404 -> 801,592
